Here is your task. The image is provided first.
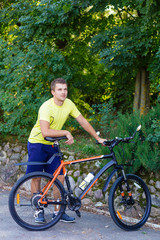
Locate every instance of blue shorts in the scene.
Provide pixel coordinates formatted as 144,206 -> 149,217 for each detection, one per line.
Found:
26,142 -> 63,175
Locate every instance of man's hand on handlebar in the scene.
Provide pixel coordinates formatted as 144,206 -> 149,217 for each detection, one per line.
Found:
65,131 -> 74,145
97,137 -> 108,146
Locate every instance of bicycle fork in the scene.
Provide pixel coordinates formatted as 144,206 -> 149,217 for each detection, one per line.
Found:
119,170 -> 134,205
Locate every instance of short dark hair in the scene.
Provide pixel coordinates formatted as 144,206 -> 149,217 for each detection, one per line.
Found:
51,78 -> 67,90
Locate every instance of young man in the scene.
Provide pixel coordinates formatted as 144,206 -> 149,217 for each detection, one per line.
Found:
26,78 -> 106,223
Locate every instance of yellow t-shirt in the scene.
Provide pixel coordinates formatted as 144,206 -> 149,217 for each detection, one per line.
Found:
28,98 -> 81,144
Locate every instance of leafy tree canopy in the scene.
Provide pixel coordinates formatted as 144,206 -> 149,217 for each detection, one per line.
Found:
0,0 -> 159,137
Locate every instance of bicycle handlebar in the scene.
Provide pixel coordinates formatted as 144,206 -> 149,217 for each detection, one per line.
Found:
96,136 -> 134,148
96,125 -> 141,147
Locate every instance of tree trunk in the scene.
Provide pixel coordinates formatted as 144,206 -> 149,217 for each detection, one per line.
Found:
133,68 -> 150,115
133,71 -> 141,110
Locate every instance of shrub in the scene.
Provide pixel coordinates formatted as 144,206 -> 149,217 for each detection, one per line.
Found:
92,102 -> 160,173
89,99 -> 116,136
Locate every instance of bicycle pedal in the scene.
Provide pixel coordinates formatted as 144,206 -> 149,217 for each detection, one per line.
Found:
75,210 -> 81,218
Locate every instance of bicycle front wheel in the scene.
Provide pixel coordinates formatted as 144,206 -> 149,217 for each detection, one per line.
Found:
9,172 -> 66,231
108,174 -> 151,231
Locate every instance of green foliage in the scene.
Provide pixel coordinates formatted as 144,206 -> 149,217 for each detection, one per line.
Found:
99,103 -> 160,173
0,37 -> 71,137
147,119 -> 160,143
90,0 -> 160,109
89,99 -> 116,136
81,144 -> 96,155
0,0 -> 113,138
0,0 -> 159,140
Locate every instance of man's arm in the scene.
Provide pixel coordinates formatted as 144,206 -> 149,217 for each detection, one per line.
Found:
76,114 -> 107,144
40,120 -> 74,145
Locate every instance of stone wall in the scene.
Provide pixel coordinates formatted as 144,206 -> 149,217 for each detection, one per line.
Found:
0,141 -> 160,224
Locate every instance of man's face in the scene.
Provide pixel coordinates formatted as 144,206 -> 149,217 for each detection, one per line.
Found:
51,83 -> 68,102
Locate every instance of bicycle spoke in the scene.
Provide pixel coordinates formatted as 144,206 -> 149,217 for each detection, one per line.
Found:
9,172 -> 66,230
109,174 -> 151,230
116,180 -> 147,223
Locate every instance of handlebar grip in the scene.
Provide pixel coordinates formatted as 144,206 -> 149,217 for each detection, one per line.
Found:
96,140 -> 113,146
103,140 -> 112,146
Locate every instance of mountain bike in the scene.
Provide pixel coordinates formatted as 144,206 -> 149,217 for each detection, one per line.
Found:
8,125 -> 151,231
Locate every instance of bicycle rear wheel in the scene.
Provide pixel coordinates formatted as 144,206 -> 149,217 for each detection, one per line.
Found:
108,174 -> 151,231
9,172 -> 66,231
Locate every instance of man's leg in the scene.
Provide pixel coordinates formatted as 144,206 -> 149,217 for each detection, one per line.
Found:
27,143 -> 44,195
26,142 -> 47,223
31,177 -> 41,194
52,174 -> 75,222
45,145 -> 75,223
53,175 -> 64,214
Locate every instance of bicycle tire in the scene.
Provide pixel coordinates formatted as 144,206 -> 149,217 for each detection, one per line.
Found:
108,174 -> 151,231
9,172 -> 66,231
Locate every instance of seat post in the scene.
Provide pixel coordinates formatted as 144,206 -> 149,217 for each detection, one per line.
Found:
54,141 -> 63,160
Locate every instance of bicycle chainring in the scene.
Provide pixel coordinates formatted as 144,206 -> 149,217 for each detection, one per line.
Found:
68,196 -> 81,211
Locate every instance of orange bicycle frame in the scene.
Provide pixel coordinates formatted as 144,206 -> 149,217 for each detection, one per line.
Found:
39,153 -> 116,204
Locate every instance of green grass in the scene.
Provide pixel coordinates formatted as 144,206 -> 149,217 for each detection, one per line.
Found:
61,132 -> 105,157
